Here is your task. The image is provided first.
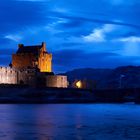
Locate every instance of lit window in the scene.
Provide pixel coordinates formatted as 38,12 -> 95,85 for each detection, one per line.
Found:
76,80 -> 82,88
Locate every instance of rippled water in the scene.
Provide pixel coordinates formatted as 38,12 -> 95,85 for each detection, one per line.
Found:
0,103 -> 140,140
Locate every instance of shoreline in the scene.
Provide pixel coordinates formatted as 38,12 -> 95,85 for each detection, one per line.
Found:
0,85 -> 139,104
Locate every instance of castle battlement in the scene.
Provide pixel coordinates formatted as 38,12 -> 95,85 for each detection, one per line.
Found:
0,67 -> 17,73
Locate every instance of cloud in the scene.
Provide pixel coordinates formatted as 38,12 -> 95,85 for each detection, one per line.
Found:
124,44 -> 140,56
53,49 -> 120,72
0,0 -> 140,72
54,50 -> 138,72
5,34 -> 22,42
49,11 -> 140,29
116,36 -> 140,43
113,36 -> 140,57
82,24 -> 115,42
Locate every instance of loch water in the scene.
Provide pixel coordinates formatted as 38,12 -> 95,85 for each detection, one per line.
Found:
0,103 -> 140,140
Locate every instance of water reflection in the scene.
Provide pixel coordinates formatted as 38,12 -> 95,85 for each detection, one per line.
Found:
13,105 -> 59,140
12,105 -> 42,140
0,105 -> 54,140
0,104 -> 140,140
0,105 -> 15,140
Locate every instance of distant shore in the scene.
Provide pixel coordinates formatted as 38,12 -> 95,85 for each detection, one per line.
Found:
0,85 -> 140,104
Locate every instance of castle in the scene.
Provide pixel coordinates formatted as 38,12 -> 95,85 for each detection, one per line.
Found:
0,42 -> 67,88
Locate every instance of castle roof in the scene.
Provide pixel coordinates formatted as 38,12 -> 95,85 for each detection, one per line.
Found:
16,45 -> 43,54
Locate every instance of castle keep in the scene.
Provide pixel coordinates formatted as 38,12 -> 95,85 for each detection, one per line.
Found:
12,42 -> 52,72
0,42 -> 67,88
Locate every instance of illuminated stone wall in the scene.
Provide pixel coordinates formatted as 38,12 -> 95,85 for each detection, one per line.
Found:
0,67 -> 36,85
12,53 -> 36,69
38,46 -> 52,72
0,67 -> 17,84
46,75 -> 68,88
0,67 -> 67,88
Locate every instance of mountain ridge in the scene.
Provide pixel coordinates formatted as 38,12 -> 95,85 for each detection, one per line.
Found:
60,66 -> 140,89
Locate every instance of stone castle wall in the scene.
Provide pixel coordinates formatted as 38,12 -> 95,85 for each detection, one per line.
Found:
0,67 -> 17,84
46,75 -> 68,88
0,67 -> 36,85
17,69 -> 36,86
0,67 -> 67,88
12,53 -> 35,69
38,44 -> 52,72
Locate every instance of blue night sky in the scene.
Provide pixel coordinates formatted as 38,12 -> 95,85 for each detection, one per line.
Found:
0,0 -> 140,73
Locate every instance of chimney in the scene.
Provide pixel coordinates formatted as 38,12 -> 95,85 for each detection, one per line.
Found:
18,44 -> 23,49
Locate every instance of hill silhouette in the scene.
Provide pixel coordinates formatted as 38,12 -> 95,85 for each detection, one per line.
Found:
61,66 -> 140,89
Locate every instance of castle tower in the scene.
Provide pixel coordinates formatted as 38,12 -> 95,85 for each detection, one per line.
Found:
12,42 -> 52,72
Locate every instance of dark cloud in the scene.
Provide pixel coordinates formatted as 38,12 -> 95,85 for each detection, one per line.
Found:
52,48 -> 140,72
53,49 -> 85,66
60,42 -> 83,47
53,49 -> 121,72
57,19 -> 84,29
0,0 -> 48,34
49,11 -> 140,29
